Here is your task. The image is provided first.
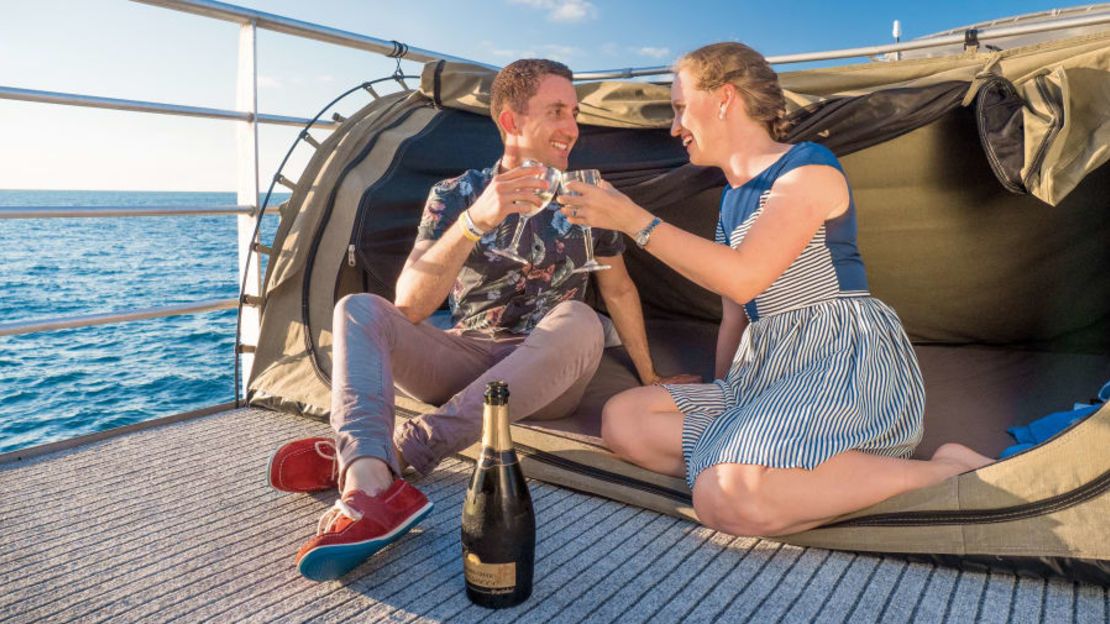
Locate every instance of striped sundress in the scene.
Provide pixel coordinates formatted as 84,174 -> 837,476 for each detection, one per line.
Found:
665,142 -> 924,489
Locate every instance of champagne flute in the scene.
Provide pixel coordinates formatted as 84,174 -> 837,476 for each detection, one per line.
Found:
491,159 -> 562,265
561,169 -> 611,273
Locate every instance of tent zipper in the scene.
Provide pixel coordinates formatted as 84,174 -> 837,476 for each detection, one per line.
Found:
301,95 -> 419,383
827,468 -> 1110,528
508,445 -> 1108,528
394,406 -> 693,505
402,399 -> 1106,528
347,110 -> 448,274
973,76 -> 1026,194
511,441 -> 694,505
511,449 -> 1107,529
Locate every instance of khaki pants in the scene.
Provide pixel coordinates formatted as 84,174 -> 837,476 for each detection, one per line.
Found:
330,293 -> 604,479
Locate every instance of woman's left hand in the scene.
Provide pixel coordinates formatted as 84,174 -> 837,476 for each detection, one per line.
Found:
650,373 -> 702,386
559,180 -> 652,235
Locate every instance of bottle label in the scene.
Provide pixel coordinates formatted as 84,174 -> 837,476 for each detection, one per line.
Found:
464,552 -> 517,591
479,449 -> 519,468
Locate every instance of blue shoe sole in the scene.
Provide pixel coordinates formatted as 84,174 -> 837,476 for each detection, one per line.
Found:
297,501 -> 434,582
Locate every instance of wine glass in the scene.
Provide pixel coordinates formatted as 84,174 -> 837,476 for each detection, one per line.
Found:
491,159 -> 562,265
561,169 -> 611,273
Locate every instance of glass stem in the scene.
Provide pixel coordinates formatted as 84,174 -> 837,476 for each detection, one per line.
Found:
508,215 -> 530,256
582,225 -> 596,264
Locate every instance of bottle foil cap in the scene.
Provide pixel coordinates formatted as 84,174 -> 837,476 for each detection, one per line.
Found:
484,380 -> 510,405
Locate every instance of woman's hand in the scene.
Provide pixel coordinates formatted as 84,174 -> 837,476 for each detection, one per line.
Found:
558,180 -> 654,236
648,372 -> 702,386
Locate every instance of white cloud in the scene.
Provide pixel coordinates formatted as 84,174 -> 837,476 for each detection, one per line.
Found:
490,46 -> 537,58
542,44 -> 581,62
257,75 -> 283,89
634,46 -> 672,59
481,40 -> 569,60
601,42 -> 620,56
317,74 -> 335,83
508,0 -> 597,23
550,0 -> 595,22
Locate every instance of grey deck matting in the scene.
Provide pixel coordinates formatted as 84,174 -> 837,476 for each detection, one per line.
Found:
0,408 -> 1106,623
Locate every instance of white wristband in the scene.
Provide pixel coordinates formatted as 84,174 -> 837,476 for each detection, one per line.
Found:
460,209 -> 487,241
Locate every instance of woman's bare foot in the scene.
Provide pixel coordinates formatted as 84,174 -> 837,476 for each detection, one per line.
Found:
931,442 -> 994,474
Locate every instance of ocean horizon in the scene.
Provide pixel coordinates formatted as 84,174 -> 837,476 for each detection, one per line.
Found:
0,189 -> 286,453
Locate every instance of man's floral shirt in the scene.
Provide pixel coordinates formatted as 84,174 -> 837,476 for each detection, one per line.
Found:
415,164 -> 624,335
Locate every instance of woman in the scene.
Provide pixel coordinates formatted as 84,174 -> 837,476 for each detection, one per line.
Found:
560,42 -> 993,537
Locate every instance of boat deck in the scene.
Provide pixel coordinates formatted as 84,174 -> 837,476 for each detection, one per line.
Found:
1,407 -> 1106,623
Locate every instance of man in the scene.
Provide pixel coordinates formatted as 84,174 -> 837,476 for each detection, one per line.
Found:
268,59 -> 697,581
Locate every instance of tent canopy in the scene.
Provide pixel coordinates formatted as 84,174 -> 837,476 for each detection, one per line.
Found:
425,30 -> 1110,205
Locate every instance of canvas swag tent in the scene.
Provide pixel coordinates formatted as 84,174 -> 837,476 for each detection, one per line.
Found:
247,31 -> 1110,582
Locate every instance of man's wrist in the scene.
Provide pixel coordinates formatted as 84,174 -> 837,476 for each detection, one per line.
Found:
460,209 -> 490,241
470,209 -> 498,233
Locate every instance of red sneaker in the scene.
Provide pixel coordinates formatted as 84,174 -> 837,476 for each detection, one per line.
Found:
295,480 -> 433,581
267,437 -> 338,493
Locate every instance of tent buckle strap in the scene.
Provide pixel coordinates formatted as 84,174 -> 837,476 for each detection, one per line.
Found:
300,130 -> 320,149
331,112 -> 347,124
240,294 -> 263,307
251,241 -> 273,255
964,28 -> 980,51
274,174 -> 297,191
236,343 -> 257,354
431,60 -> 446,109
362,82 -> 380,100
961,50 -> 1005,107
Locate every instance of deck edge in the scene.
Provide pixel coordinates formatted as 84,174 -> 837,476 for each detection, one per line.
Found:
0,401 -> 239,466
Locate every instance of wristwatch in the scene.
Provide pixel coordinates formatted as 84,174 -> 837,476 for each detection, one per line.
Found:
634,217 -> 662,248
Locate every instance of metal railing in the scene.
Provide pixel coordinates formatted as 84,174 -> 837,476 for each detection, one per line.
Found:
0,299 -> 239,338
5,0 -> 1108,386
0,0 -> 478,387
0,85 -> 336,128
0,1 -> 446,400
573,10 -> 1110,80
131,0 -> 496,69
0,205 -> 254,219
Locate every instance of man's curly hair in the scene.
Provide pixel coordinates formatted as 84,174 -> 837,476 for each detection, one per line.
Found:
490,59 -> 573,131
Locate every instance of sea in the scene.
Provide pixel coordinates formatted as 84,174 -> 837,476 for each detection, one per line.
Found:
0,190 -> 285,453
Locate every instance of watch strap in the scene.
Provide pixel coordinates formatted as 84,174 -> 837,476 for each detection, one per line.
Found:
635,217 -> 663,248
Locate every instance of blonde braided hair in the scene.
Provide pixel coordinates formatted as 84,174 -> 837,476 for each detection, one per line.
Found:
675,42 -> 792,140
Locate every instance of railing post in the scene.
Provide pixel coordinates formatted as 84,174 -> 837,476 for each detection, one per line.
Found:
237,19 -> 261,396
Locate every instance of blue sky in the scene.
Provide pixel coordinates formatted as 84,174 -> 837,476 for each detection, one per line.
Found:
0,0 -> 1078,191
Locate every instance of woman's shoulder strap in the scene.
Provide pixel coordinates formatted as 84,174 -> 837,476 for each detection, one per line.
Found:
776,141 -> 843,178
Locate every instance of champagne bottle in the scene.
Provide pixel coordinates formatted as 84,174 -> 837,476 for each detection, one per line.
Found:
461,381 -> 535,608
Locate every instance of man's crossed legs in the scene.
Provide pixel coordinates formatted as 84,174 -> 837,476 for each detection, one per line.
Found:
269,293 -> 604,580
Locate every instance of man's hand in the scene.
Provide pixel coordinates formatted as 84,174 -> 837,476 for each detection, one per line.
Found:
647,372 -> 702,386
467,165 -> 549,232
